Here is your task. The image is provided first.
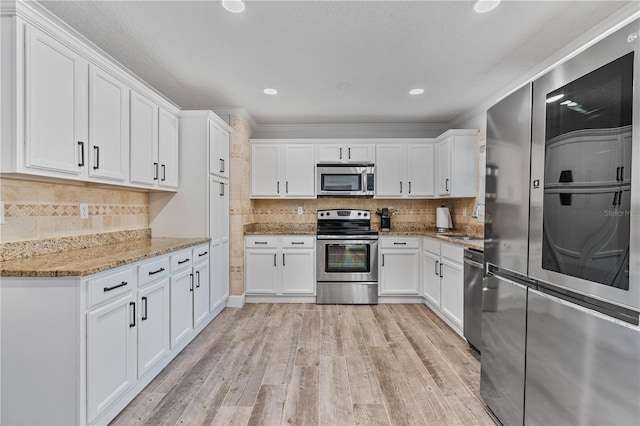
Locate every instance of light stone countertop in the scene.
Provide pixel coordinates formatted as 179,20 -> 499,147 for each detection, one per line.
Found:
243,222 -> 484,251
1,237 -> 210,277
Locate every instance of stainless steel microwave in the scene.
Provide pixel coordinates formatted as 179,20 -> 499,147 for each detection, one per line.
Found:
316,163 -> 375,197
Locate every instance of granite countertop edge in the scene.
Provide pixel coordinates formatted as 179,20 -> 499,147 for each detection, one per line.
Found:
1,237 -> 211,278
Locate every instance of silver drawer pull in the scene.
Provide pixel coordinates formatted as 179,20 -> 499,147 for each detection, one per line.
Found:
198,251 -> 208,257
291,242 -> 305,245
178,258 -> 190,264
393,242 -> 407,245
254,241 -> 268,245
103,281 -> 127,292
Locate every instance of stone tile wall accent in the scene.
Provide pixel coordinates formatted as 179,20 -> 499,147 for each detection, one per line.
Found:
0,178 -> 149,243
229,114 -> 254,297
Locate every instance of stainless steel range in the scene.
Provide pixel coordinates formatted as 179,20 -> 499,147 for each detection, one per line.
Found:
316,209 -> 379,304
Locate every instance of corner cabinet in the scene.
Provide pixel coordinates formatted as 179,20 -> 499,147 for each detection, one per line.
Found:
1,3 -> 179,191
436,130 -> 478,197
250,141 -> 315,198
245,236 -> 316,297
0,244 -> 214,426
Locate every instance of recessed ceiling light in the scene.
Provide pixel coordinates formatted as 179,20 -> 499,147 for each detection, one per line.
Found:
263,88 -> 278,95
546,94 -> 565,103
221,0 -> 245,14
474,0 -> 500,13
409,88 -> 424,95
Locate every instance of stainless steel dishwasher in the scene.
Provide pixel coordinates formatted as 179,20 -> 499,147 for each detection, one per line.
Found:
463,248 -> 484,351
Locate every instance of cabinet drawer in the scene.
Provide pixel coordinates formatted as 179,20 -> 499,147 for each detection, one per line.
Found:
171,249 -> 193,272
138,257 -> 170,287
422,237 -> 441,256
87,267 -> 135,308
192,244 -> 210,264
246,236 -> 278,248
441,243 -> 464,264
381,237 -> 420,249
282,236 -> 314,248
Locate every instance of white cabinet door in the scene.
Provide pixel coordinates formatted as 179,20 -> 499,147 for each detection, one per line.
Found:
281,249 -> 315,294
437,139 -> 451,195
193,260 -> 210,328
316,144 -> 344,162
375,144 -> 405,197
24,25 -> 87,176
130,91 -> 158,186
88,65 -> 128,181
422,250 -> 441,307
209,121 -> 230,179
346,144 -> 375,162
86,292 -> 136,423
158,108 -> 179,189
283,144 -> 315,197
380,249 -> 420,295
245,249 -> 279,294
407,144 -> 435,197
441,260 -> 464,330
137,278 -> 170,377
251,144 -> 280,197
170,269 -> 194,348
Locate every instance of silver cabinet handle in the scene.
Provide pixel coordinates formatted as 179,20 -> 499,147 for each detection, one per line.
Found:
153,162 -> 159,180
439,262 -> 443,278
286,182 -> 289,194
400,182 -> 403,193
220,158 -> 225,173
274,253 -> 277,267
196,270 -> 200,288
435,260 -> 439,276
445,178 -> 449,192
129,302 -> 136,327
348,147 -> 351,159
220,182 -> 224,197
277,182 -> 280,194
190,273 -> 194,292
339,147 -> 343,160
161,164 -> 166,181
408,181 -> 411,194
283,253 -> 286,266
141,297 -> 148,321
382,254 -> 385,266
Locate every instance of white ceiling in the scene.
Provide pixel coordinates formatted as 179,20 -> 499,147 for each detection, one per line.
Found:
41,0 -> 635,126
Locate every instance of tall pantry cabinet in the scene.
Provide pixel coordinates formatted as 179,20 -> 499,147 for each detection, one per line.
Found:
149,111 -> 231,316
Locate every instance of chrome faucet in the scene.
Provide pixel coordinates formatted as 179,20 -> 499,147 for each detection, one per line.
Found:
472,202 -> 485,218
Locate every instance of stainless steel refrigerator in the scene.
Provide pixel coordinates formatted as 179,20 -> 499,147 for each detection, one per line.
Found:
481,18 -> 640,426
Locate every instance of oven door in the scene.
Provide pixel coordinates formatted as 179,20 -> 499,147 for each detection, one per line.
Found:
529,18 -> 640,310
316,238 -> 378,282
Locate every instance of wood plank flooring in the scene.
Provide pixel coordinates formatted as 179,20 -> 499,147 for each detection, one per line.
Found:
111,304 -> 492,426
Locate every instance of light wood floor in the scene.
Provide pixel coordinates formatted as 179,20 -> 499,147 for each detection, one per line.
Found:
111,304 -> 493,426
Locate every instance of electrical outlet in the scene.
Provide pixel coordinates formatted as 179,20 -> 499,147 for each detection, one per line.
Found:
297,206 -> 304,215
0,201 -> 4,224
80,203 -> 89,220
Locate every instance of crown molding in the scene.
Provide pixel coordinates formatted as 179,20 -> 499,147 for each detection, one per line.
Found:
251,122 -> 449,139
449,4 -> 640,129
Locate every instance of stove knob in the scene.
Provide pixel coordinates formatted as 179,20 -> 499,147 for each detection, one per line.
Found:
320,213 -> 324,217
358,212 -> 362,216
326,212 -> 330,216
364,212 -> 368,217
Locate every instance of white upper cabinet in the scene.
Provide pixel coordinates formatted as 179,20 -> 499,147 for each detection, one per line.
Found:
436,131 -> 478,197
24,25 -> 88,176
89,65 -> 129,182
130,91 -> 159,186
209,120 -> 230,179
130,92 -> 179,190
375,142 -> 434,198
2,8 -> 179,191
375,144 -> 405,197
251,142 -> 315,198
316,143 -> 375,163
158,108 -> 179,189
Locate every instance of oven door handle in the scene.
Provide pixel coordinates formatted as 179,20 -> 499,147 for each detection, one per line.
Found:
317,235 -> 379,240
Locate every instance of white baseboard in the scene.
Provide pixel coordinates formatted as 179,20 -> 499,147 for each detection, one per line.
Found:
378,296 -> 424,304
245,295 -> 316,304
423,299 -> 464,338
226,294 -> 245,308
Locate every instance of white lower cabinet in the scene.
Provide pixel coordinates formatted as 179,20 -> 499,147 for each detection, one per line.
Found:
422,238 -> 465,334
0,243 -> 216,426
86,291 -> 137,423
245,236 -> 315,296
379,237 -> 421,295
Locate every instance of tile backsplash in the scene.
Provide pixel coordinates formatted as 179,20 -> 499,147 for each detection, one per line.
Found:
0,177 -> 149,243
252,197 -> 482,235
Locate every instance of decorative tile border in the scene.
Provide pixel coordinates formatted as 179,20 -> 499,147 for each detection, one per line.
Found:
4,203 -> 148,218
